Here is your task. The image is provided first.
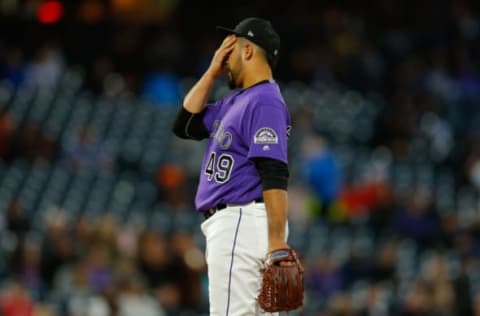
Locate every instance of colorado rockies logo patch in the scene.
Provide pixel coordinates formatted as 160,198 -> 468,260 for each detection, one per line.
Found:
254,127 -> 278,144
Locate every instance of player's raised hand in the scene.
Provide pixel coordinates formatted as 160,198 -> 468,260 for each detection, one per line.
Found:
207,35 -> 237,79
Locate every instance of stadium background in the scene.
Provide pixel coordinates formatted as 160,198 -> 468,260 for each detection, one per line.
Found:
1,0 -> 480,315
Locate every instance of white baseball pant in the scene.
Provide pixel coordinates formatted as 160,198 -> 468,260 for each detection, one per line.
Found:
200,201 -> 288,316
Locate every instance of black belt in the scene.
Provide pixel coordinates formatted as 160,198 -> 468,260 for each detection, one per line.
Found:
202,198 -> 264,220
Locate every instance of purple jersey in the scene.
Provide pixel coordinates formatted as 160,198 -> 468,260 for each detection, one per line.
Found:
195,81 -> 291,211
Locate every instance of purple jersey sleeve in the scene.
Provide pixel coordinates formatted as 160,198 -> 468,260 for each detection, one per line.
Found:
246,104 -> 289,163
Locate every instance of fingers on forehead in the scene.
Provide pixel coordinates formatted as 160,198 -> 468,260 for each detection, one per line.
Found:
224,34 -> 237,41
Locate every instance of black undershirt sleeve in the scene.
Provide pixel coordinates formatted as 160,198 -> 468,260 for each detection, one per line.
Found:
253,157 -> 289,191
172,107 -> 210,140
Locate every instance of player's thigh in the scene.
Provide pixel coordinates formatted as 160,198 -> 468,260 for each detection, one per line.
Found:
202,208 -> 267,315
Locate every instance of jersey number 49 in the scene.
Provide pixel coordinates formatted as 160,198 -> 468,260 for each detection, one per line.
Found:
204,152 -> 234,183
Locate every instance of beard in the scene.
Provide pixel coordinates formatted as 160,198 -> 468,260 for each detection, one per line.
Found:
227,70 -> 238,90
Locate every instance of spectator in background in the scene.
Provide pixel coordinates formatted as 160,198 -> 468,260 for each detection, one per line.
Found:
155,164 -> 187,209
0,110 -> 14,160
16,240 -> 44,301
36,130 -> 58,162
454,256 -> 475,316
392,190 -> 439,248
142,29 -> 185,107
358,283 -> 391,316
87,57 -> 115,95
64,262 -> 111,316
142,64 -> 181,107
288,107 -> 315,177
327,293 -> 356,316
342,153 -> 393,222
63,128 -> 112,172
117,276 -> 165,316
301,134 -> 342,219
6,199 -> 30,241
169,231 -> 205,310
153,283 -> 182,316
5,200 -> 40,301
40,211 -> 75,289
401,280 -> 436,316
0,280 -> 36,316
421,255 -> 455,316
0,47 -> 26,88
371,241 -> 397,283
425,47 -> 460,104
341,250 -> 373,289
136,230 -> 185,315
454,44 -> 480,101
24,43 -> 64,91
137,230 -> 178,289
306,254 -> 343,302
10,124 -> 40,162
84,246 -> 113,294
10,123 -> 58,163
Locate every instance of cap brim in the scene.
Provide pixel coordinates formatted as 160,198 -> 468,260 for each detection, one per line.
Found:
216,26 -> 242,36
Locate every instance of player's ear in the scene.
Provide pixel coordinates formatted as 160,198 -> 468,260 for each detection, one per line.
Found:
243,42 -> 254,61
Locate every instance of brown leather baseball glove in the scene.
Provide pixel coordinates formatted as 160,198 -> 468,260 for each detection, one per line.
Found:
257,248 -> 304,312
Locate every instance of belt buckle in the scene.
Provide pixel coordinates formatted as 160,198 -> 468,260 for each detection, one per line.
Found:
203,202 -> 235,220
204,208 -> 217,220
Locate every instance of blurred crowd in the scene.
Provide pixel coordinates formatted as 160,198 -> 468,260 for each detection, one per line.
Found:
3,204 -> 206,316
1,0 -> 480,315
1,1 -> 479,106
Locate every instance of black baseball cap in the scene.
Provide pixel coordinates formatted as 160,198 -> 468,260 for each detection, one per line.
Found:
216,17 -> 280,68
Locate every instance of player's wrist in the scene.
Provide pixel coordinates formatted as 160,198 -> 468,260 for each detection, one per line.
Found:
268,240 -> 289,253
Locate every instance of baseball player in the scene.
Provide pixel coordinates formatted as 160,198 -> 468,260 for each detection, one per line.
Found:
173,17 -> 300,315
